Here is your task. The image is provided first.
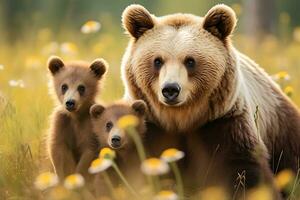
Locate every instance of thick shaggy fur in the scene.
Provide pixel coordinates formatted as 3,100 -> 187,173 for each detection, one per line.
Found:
47,56 -> 107,179
90,100 -> 147,196
121,4 -> 300,198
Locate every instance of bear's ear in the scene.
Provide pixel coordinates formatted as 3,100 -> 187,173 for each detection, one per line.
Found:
90,104 -> 105,118
90,58 -> 108,79
203,4 -> 237,40
48,56 -> 64,75
132,100 -> 147,116
122,4 -> 155,39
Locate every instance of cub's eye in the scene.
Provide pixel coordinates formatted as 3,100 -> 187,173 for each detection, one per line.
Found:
61,84 -> 68,94
153,57 -> 164,69
106,121 -> 113,132
184,57 -> 196,69
77,85 -> 85,96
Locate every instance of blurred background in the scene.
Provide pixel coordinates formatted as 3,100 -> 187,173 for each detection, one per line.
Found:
0,0 -> 300,199
0,0 -> 300,102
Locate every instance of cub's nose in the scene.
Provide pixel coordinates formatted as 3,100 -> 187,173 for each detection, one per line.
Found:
111,136 -> 121,148
65,99 -> 76,111
162,83 -> 181,102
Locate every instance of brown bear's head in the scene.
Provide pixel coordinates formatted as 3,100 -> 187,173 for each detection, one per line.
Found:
121,4 -> 238,132
90,100 -> 147,150
48,56 -> 107,113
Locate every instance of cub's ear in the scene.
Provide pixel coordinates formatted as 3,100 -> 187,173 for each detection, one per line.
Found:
122,4 -> 155,39
203,4 -> 237,40
90,58 -> 108,79
90,104 -> 105,118
132,100 -> 147,116
48,56 -> 64,75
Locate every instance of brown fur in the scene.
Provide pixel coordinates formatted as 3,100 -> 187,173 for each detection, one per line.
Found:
90,100 -> 147,197
184,107 -> 280,199
120,3 -> 300,198
121,5 -> 236,133
47,56 -> 108,180
143,112 -> 280,199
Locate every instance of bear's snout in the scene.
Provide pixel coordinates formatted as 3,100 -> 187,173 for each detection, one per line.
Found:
162,83 -> 181,104
111,135 -> 122,149
65,99 -> 76,111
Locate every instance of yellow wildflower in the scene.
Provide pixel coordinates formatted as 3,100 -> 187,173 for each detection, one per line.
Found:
199,186 -> 228,200
81,20 -> 101,34
9,80 -> 25,88
141,158 -> 169,176
161,148 -> 185,163
60,42 -> 78,55
247,185 -> 272,200
50,186 -> 71,199
284,86 -> 294,97
276,71 -> 290,81
99,147 -> 116,160
34,172 -> 59,190
88,158 -> 112,174
117,114 -> 139,129
275,169 -> 294,189
64,173 -> 85,190
154,190 -> 178,200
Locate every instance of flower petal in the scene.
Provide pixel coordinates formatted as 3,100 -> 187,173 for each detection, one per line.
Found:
89,158 -> 113,174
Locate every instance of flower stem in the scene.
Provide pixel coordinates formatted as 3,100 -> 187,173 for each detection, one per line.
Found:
152,175 -> 161,193
170,162 -> 184,200
102,172 -> 117,200
127,126 -> 155,194
112,162 -> 139,198
127,126 -> 146,161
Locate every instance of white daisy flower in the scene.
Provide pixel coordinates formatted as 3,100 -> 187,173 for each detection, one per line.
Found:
34,172 -> 59,190
88,158 -> 113,174
99,147 -> 116,160
161,148 -> 185,163
81,20 -> 101,34
141,158 -> 169,176
60,42 -> 77,55
154,190 -> 178,200
9,80 -> 25,88
63,173 -> 85,190
117,114 -> 139,129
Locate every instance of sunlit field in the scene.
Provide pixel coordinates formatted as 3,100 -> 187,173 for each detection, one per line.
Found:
1,1 -> 300,200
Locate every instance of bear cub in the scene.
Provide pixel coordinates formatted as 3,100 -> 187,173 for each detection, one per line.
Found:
89,100 -> 147,196
47,56 -> 108,180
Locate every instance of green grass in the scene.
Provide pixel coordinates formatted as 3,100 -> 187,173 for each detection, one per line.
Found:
0,28 -> 300,199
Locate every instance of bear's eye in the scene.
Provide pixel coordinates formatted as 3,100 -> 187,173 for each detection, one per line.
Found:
184,57 -> 196,69
106,121 -> 113,132
77,85 -> 85,96
61,84 -> 68,94
153,57 -> 164,70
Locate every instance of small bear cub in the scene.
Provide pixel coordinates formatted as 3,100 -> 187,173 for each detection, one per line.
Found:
47,56 -> 108,180
90,100 -> 147,152
89,100 -> 147,195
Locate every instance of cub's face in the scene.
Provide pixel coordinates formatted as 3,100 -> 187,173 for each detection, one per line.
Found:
48,56 -> 107,112
90,100 -> 147,150
122,4 -> 236,107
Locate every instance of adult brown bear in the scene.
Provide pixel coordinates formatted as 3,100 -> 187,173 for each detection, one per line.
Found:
121,3 -> 300,198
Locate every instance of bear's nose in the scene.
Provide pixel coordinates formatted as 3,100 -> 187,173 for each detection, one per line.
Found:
162,83 -> 181,102
111,136 -> 121,148
65,99 -> 76,111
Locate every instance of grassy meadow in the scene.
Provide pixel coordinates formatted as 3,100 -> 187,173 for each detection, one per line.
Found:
1,2 -> 300,200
